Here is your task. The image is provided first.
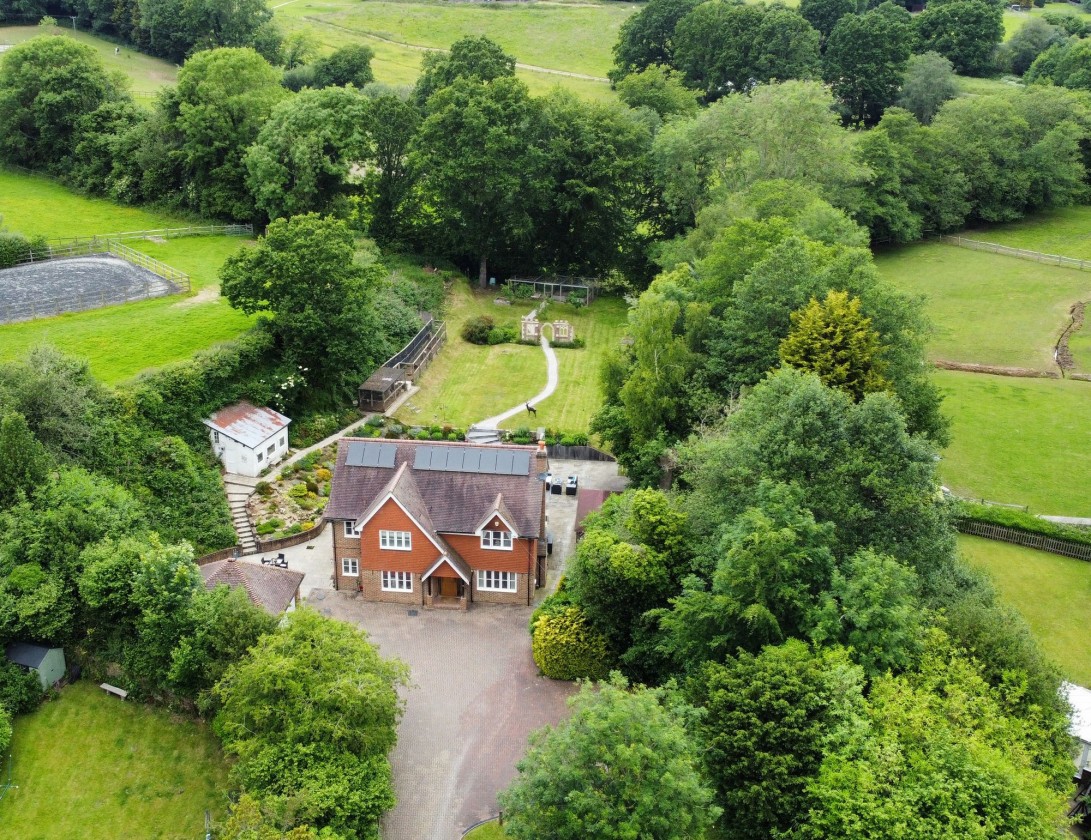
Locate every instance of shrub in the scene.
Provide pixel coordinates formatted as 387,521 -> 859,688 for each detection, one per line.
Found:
305,479 -> 319,494
532,606 -> 613,681
0,659 -> 43,714
446,432 -> 460,441
288,483 -> 309,499
0,232 -> 47,269
560,433 -> 589,447
300,520 -> 315,530
461,315 -> 495,345
430,431 -> 444,440
565,292 -> 586,308
366,426 -> 382,438
365,414 -> 385,427
297,493 -> 320,511
255,480 -> 273,497
256,518 -> 282,535
314,467 -> 332,482
529,584 -> 573,633
486,325 -> 517,345
283,523 -> 303,536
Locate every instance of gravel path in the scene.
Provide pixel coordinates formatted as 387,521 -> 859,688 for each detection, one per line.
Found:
476,335 -> 559,429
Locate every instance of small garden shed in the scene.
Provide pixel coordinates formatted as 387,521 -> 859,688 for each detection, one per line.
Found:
5,642 -> 65,689
358,366 -> 407,412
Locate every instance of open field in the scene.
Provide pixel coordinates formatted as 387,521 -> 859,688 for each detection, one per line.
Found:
0,681 -> 230,839
0,25 -> 177,99
959,534 -> 1091,685
874,241 -> 1091,370
396,280 -> 628,432
273,0 -> 630,100
963,205 -> 1091,262
1004,2 -> 1091,38
0,168 -> 255,382
955,74 -> 1022,97
936,370 -> 1091,515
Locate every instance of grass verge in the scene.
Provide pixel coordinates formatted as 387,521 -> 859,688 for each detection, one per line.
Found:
961,205 -> 1091,263
936,370 -> 1091,515
874,241 -> 1091,370
959,534 -> 1091,686
0,681 -> 230,839
464,819 -> 508,839
396,280 -> 628,432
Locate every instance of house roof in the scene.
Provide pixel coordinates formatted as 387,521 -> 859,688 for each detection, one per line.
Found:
575,489 -> 618,536
202,401 -> 291,448
327,438 -> 545,538
5,642 -> 56,669
200,559 -> 304,615
360,366 -> 406,394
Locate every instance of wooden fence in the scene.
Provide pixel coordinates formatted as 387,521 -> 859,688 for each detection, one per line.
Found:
9,239 -> 191,292
46,224 -> 252,246
938,235 -> 1091,272
386,318 -> 447,380
547,444 -> 615,462
956,519 -> 1091,561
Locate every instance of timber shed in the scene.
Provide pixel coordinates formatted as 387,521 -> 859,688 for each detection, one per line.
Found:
5,642 -> 65,689
358,366 -> 407,412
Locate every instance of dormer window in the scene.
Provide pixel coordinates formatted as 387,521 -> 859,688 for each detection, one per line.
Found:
481,530 -> 512,550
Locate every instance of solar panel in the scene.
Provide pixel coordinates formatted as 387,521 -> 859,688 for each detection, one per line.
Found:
346,441 -> 396,468
412,445 -> 531,475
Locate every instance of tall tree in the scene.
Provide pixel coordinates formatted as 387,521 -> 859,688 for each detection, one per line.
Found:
0,35 -> 124,170
823,2 -> 914,125
614,63 -> 699,118
895,50 -> 958,125
312,43 -> 375,88
219,214 -> 390,400
362,95 -> 421,244
915,0 -> 1004,77
245,86 -> 372,221
174,47 -> 287,219
410,76 -> 543,286
610,0 -> 702,82
499,675 -> 719,839
413,35 -> 516,106
1000,17 -> 1064,76
0,412 -> 50,509
800,0 -> 856,43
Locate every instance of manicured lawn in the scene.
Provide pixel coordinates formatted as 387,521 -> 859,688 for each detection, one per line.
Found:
0,25 -> 177,97
274,0 -> 629,100
959,534 -> 1091,685
962,205 -> 1091,263
464,819 -> 508,839
0,681 -> 231,839
0,168 -> 200,239
874,241 -> 1091,370
396,280 -> 629,432
936,370 -> 1091,515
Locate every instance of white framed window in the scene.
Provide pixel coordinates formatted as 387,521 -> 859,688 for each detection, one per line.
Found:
382,571 -> 413,591
380,530 -> 412,551
341,558 -> 359,576
213,430 -> 220,444
477,570 -> 517,592
344,521 -> 361,538
256,451 -> 263,462
481,530 -> 513,550
267,442 -> 275,455
280,435 -> 287,447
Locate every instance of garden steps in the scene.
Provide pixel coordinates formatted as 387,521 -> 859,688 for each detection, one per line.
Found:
466,427 -> 501,444
222,472 -> 259,553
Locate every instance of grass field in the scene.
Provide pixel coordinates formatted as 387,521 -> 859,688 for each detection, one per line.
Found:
959,534 -> 1091,685
465,820 -> 507,839
0,681 -> 230,839
0,168 -> 256,382
963,205 -> 1091,262
274,0 -> 631,100
396,280 -> 628,432
0,25 -> 177,100
1004,2 -> 1091,39
936,370 -> 1091,515
874,241 -> 1091,370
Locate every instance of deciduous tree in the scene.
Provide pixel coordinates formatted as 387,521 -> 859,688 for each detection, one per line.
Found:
610,0 -> 702,82
896,50 -> 958,124
915,0 -> 1004,77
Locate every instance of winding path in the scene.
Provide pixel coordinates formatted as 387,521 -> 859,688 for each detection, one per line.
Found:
476,334 -> 559,430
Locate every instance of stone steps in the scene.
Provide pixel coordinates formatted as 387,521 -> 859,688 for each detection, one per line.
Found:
466,426 -> 501,444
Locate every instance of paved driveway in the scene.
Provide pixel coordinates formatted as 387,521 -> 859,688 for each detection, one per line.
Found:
310,592 -> 577,839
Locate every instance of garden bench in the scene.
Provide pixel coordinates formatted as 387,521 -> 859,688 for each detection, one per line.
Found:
100,682 -> 128,700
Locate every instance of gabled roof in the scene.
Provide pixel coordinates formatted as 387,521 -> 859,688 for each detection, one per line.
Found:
422,551 -> 472,584
203,401 -> 291,448
354,463 -> 447,555
200,559 -> 304,615
5,642 -> 56,669
474,493 -> 520,536
326,439 -> 544,537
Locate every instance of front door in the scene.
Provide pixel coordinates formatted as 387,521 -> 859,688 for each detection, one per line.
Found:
439,577 -> 459,598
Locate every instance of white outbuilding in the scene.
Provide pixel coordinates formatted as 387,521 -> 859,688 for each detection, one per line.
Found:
1065,682 -> 1091,773
203,401 -> 291,477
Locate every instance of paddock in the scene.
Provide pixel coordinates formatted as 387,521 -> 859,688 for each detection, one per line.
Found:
0,255 -> 181,324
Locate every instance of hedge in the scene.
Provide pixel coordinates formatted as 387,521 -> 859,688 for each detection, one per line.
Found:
531,606 -> 613,681
953,501 -> 1091,548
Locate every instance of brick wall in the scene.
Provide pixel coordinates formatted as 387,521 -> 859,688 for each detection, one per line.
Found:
470,571 -> 530,605
360,500 -> 439,572
332,520 -> 361,591
443,533 -> 537,576
361,570 -> 423,604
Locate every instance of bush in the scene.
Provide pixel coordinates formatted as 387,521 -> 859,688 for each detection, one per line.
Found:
256,519 -> 282,536
0,659 -> 44,714
305,479 -> 319,494
446,432 -> 460,441
486,325 -> 517,345
565,291 -> 587,308
365,414 -> 385,427
283,523 -> 303,536
529,584 -> 573,633
461,315 -> 495,345
314,467 -> 332,482
532,606 -> 613,681
255,481 -> 273,497
0,231 -> 47,270
429,431 -> 444,440
559,433 -> 589,447
300,520 -> 315,530
954,501 -> 1091,547
288,483 -> 309,499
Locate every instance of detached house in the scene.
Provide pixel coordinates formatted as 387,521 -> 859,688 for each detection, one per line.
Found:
325,438 -> 548,608
203,401 -> 291,478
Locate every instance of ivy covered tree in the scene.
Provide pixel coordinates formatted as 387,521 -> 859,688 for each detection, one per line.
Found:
499,675 -> 719,839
